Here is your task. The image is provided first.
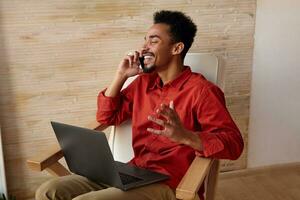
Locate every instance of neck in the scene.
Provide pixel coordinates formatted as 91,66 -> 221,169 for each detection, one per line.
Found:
157,58 -> 185,85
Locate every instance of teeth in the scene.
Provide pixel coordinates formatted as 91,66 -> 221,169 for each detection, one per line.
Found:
144,55 -> 153,59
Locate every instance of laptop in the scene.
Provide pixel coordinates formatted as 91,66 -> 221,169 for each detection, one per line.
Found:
51,121 -> 169,191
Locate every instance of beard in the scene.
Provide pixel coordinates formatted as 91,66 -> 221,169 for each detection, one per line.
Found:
139,56 -> 155,73
142,64 -> 156,73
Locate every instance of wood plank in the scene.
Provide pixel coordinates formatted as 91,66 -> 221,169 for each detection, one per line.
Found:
46,162 -> 71,177
27,145 -> 63,171
176,157 -> 213,200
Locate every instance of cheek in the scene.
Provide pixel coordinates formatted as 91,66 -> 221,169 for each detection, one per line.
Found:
158,52 -> 172,64
155,47 -> 172,60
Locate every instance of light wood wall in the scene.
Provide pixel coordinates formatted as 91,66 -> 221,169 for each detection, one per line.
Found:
0,0 -> 256,199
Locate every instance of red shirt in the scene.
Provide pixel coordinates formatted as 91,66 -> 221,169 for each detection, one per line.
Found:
97,67 -> 244,198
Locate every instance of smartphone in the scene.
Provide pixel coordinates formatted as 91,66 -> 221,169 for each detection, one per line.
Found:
139,56 -> 145,70
139,56 -> 154,73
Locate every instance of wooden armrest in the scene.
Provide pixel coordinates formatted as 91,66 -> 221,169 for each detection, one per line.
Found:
27,121 -> 108,172
27,145 -> 63,171
176,157 -> 213,200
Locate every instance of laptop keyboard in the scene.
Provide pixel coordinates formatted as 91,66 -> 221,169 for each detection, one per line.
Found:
119,172 -> 143,185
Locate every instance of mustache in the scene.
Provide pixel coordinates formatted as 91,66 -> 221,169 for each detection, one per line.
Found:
142,52 -> 155,57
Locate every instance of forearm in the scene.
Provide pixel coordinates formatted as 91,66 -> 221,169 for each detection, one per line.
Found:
97,72 -> 132,125
105,73 -> 127,97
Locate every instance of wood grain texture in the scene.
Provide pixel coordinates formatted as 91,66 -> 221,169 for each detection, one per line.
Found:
0,0 -> 256,199
45,162 -> 71,177
206,160 -> 220,200
176,157 -> 213,200
27,145 -> 63,171
215,162 -> 300,200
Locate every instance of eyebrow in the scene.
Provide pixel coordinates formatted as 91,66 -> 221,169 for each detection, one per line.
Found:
144,35 -> 161,40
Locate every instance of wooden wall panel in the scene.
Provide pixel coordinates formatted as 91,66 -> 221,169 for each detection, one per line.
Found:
0,0 -> 256,199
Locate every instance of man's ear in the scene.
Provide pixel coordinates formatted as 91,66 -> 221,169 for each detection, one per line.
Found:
172,42 -> 184,55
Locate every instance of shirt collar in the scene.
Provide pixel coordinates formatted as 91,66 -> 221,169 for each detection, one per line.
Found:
149,66 -> 192,90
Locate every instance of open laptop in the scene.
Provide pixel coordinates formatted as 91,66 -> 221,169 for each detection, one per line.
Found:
51,121 -> 169,191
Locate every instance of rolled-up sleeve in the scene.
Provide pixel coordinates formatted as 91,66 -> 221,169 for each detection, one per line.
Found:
195,85 -> 244,160
96,78 -> 138,126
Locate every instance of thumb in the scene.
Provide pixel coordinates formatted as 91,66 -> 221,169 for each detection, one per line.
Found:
169,100 -> 174,110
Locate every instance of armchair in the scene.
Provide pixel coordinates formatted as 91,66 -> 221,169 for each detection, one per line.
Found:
27,53 -> 221,200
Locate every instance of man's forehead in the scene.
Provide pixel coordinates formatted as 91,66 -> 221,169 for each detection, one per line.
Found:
145,23 -> 170,39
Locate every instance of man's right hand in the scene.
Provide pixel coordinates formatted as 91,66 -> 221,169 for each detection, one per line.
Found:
116,51 -> 143,79
104,51 -> 143,97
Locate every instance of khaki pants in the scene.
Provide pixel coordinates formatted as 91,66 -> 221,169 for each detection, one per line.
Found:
36,174 -> 177,200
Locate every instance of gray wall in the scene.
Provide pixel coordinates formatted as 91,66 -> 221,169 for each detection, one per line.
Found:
248,0 -> 300,167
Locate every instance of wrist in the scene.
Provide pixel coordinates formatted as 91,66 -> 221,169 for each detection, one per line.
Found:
115,71 -> 128,81
182,130 -> 202,151
105,72 -> 127,97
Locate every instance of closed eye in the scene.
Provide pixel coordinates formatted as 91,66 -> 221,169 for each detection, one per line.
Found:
151,40 -> 159,44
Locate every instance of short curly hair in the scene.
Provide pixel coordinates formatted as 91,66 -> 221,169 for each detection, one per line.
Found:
153,10 -> 197,60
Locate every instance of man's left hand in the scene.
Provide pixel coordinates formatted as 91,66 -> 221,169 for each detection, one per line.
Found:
147,101 -> 191,144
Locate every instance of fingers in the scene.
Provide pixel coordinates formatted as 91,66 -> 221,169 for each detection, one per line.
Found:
133,51 -> 140,64
125,55 -> 133,68
156,103 -> 177,121
169,100 -> 174,110
147,128 -> 163,135
126,51 -> 140,68
148,115 -> 166,126
147,101 -> 177,135
147,115 -> 166,135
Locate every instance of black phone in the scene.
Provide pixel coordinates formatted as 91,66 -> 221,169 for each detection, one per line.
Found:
139,56 -> 145,70
138,56 -> 154,73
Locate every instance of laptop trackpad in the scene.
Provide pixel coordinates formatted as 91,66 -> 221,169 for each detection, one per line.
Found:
115,161 -> 149,176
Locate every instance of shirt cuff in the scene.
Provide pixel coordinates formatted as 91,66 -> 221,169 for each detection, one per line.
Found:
97,89 -> 121,111
196,132 -> 224,157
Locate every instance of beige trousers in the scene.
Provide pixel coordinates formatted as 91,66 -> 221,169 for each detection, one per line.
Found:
36,174 -> 177,200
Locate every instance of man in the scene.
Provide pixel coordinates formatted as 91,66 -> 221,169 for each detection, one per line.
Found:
36,10 -> 243,200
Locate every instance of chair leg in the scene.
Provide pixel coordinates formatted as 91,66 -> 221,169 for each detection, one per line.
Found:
205,160 -> 220,200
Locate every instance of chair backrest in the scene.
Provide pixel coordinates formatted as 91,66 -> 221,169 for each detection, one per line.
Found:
108,53 -> 219,162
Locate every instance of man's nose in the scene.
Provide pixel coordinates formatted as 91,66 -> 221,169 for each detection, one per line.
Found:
139,45 -> 149,55
142,39 -> 151,49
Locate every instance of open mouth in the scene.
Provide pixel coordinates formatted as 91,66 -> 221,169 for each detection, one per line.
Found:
139,53 -> 155,73
143,53 -> 155,65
